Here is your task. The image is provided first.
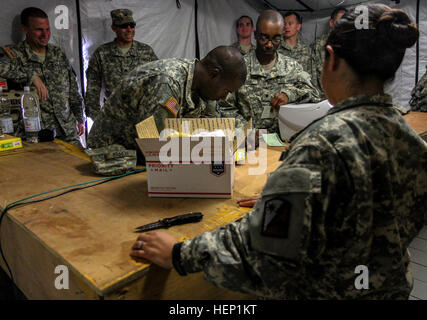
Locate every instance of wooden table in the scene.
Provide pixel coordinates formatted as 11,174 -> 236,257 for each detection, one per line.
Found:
0,139 -> 283,300
403,111 -> 427,141
1,111 -> 425,300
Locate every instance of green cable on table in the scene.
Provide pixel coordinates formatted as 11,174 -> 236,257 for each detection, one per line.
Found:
0,168 -> 146,289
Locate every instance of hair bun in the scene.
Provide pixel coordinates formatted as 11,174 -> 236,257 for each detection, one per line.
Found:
377,9 -> 419,48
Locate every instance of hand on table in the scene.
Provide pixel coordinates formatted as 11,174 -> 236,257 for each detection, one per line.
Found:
130,232 -> 178,269
246,129 -> 260,151
237,195 -> 260,208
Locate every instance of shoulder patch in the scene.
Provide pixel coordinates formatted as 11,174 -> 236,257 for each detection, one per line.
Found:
2,47 -> 16,59
262,198 -> 291,238
164,97 -> 180,116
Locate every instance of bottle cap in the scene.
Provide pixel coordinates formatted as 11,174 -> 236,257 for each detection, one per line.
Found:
24,86 -> 30,92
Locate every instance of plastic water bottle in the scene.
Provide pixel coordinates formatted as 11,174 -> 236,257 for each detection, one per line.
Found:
0,87 -> 14,135
20,86 -> 41,143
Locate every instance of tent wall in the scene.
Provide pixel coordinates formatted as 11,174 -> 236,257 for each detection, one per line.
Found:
0,0 -> 81,86
197,0 -> 425,109
197,0 -> 259,57
416,0 -> 427,83
297,0 -> 425,110
0,0 -> 425,111
79,0 -> 196,90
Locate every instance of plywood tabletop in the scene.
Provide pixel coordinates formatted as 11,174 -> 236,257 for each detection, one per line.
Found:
0,140 -> 283,297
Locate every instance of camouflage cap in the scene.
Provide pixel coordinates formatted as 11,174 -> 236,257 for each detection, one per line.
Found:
85,144 -> 137,176
111,9 -> 135,26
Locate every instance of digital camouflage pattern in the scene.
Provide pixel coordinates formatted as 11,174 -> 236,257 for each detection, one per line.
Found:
110,9 -> 135,25
87,58 -> 219,151
409,65 -> 427,112
0,41 -> 84,144
218,50 -> 320,134
231,41 -> 255,56
176,94 -> 427,299
278,39 -> 313,74
85,40 -> 158,119
85,144 -> 136,176
0,47 -> 35,84
310,32 -> 329,100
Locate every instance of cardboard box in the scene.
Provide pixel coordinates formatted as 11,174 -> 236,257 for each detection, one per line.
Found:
0,134 -> 22,151
135,117 -> 236,198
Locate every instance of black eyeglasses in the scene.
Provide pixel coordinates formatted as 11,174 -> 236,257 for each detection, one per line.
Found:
256,33 -> 282,45
116,22 -> 136,29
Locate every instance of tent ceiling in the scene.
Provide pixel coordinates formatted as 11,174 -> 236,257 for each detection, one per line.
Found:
261,0 -> 371,11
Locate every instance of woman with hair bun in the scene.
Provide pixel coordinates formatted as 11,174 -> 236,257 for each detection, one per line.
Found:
131,5 -> 427,300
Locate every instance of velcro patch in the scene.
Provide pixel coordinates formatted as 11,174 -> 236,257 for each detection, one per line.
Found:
164,97 -> 180,116
262,199 -> 291,238
2,47 -> 16,59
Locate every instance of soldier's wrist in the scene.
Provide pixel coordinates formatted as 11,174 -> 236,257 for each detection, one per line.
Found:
172,242 -> 187,276
280,89 -> 295,103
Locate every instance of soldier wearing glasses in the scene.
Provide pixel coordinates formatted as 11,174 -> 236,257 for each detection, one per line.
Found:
85,9 -> 158,119
218,10 -> 320,136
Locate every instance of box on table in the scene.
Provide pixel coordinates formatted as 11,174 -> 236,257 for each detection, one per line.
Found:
0,134 -> 22,152
135,116 -> 236,198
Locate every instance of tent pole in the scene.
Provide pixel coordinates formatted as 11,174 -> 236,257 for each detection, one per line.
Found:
415,0 -> 420,85
195,0 -> 200,59
74,0 -> 87,140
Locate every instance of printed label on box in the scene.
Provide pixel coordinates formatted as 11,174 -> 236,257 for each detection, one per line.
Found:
211,161 -> 225,177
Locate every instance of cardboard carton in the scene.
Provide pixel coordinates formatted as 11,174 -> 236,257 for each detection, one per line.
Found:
135,117 -> 236,198
0,134 -> 22,151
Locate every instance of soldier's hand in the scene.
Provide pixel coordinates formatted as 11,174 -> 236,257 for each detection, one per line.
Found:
238,195 -> 260,208
246,129 -> 259,151
130,232 -> 177,269
270,93 -> 289,112
32,75 -> 48,100
77,122 -> 85,136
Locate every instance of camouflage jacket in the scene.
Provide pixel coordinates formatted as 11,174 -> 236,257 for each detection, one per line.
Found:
278,38 -> 313,74
175,94 -> 427,299
231,41 -> 255,56
310,32 -> 329,99
409,65 -> 427,112
0,41 -> 84,141
218,50 -> 320,134
87,58 -> 219,151
85,40 -> 158,119
0,46 -> 35,85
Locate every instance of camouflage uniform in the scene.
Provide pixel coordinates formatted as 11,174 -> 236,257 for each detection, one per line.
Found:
409,65 -> 427,112
87,58 -> 219,151
0,41 -> 84,144
310,32 -> 329,100
0,47 -> 35,84
278,39 -> 313,74
231,42 -> 254,56
218,50 -> 320,134
85,40 -> 158,119
173,94 -> 427,299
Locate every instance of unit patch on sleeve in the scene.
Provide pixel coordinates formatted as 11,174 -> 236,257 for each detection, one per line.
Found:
261,198 -> 292,238
164,97 -> 180,116
2,47 -> 16,59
